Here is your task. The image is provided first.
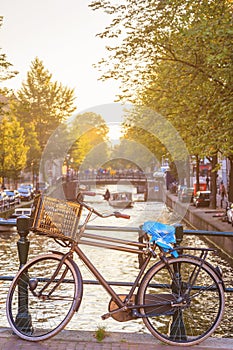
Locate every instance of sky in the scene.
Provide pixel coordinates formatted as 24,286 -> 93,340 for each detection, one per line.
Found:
0,0 -> 121,114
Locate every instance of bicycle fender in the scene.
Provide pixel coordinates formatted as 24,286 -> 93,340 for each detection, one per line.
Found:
178,253 -> 226,291
138,259 -> 164,287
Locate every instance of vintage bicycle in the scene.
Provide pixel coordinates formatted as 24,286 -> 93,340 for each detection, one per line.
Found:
6,193 -> 225,346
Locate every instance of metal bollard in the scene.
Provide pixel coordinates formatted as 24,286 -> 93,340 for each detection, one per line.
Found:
15,215 -> 32,333
17,215 -> 31,269
174,224 -> 184,246
170,224 -> 187,341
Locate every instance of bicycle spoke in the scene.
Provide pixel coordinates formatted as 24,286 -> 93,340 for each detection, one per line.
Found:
138,257 -> 224,346
7,253 -> 83,341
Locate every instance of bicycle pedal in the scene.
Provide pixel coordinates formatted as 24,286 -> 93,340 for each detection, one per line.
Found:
101,312 -> 110,320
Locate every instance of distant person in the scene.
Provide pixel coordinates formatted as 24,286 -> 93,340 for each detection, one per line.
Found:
103,188 -> 110,201
219,181 -> 226,208
206,176 -> 210,190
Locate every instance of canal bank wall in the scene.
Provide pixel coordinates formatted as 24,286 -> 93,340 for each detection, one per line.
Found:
165,192 -> 233,260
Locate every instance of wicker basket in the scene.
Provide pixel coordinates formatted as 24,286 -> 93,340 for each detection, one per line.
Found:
31,195 -> 83,242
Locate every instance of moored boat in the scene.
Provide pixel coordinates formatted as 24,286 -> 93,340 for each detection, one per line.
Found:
11,207 -> 32,218
107,192 -> 134,209
0,207 -> 32,232
0,218 -> 17,232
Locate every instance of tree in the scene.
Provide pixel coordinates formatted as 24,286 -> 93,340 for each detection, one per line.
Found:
122,106 -> 189,183
90,0 -> 233,207
90,0 -> 232,100
228,156 -> 233,202
122,125 -> 166,167
38,111 -> 110,183
0,16 -> 18,114
23,122 -> 41,185
111,137 -> 155,170
13,57 -> 77,182
0,17 -> 18,82
137,7 -> 233,207
79,142 -> 110,170
68,112 -> 109,170
15,57 -> 76,149
0,115 -> 28,188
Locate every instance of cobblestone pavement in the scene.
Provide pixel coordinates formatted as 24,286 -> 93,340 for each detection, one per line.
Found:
0,328 -> 232,350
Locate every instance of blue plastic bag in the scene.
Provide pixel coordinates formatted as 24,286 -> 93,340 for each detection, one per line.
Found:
142,221 -> 179,257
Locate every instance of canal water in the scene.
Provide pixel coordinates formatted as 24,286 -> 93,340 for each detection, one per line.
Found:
0,184 -> 232,337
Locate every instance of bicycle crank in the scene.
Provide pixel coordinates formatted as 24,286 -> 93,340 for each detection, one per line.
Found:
102,294 -> 136,322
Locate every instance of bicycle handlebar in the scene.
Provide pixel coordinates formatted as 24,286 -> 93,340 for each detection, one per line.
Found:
76,191 -> 130,220
113,212 -> 130,219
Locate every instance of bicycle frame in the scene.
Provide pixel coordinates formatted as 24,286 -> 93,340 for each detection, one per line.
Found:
69,231 -> 154,316
58,224 -> 219,321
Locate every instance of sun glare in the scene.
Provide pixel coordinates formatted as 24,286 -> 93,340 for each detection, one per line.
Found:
108,124 -> 123,140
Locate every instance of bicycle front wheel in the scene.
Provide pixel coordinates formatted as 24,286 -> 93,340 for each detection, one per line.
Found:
6,252 -> 83,341
137,256 -> 225,346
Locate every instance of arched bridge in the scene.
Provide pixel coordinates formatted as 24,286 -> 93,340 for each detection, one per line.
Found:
76,173 -> 149,186
59,172 -> 165,202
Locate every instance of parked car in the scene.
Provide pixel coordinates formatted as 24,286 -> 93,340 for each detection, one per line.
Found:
13,190 -> 21,204
193,182 -> 207,196
5,190 -> 21,205
19,184 -> 35,197
36,182 -> 49,193
226,204 -> 233,226
153,171 -> 165,179
0,191 -> 10,210
193,191 -> 211,208
17,187 -> 32,201
179,187 -> 194,203
4,190 -> 15,206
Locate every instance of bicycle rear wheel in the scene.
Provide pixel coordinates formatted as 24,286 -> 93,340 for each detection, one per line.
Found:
6,252 -> 83,341
137,256 -> 225,346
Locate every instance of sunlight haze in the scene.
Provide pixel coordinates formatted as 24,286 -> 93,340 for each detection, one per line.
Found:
0,0 -> 120,111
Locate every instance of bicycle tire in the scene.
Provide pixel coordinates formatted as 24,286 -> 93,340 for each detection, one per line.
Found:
6,252 -> 83,341
137,256 -> 225,346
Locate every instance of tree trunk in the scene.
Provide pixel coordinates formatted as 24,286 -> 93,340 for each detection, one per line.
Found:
228,156 -> 233,203
186,156 -> 190,187
195,155 -> 200,191
209,154 -> 218,209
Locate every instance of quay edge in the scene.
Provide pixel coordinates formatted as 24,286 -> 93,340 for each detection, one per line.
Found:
0,328 -> 232,350
165,192 -> 233,261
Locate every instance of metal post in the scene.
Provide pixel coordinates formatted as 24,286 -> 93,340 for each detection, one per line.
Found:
170,224 -> 187,341
138,226 -> 146,269
174,224 -> 184,246
15,215 -> 32,332
17,215 -> 30,268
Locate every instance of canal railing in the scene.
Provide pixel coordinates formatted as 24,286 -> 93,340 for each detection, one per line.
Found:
62,172 -> 153,187
0,217 -> 232,342
0,217 -> 232,293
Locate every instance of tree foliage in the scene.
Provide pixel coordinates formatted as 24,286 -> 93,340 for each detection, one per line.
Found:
90,0 -> 232,100
0,17 -> 18,82
0,115 -> 28,187
0,17 -> 18,115
90,0 -> 233,205
15,57 -> 77,149
68,112 -> 109,169
90,0 -> 233,153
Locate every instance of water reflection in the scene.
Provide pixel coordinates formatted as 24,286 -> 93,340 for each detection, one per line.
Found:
0,189 -> 232,338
